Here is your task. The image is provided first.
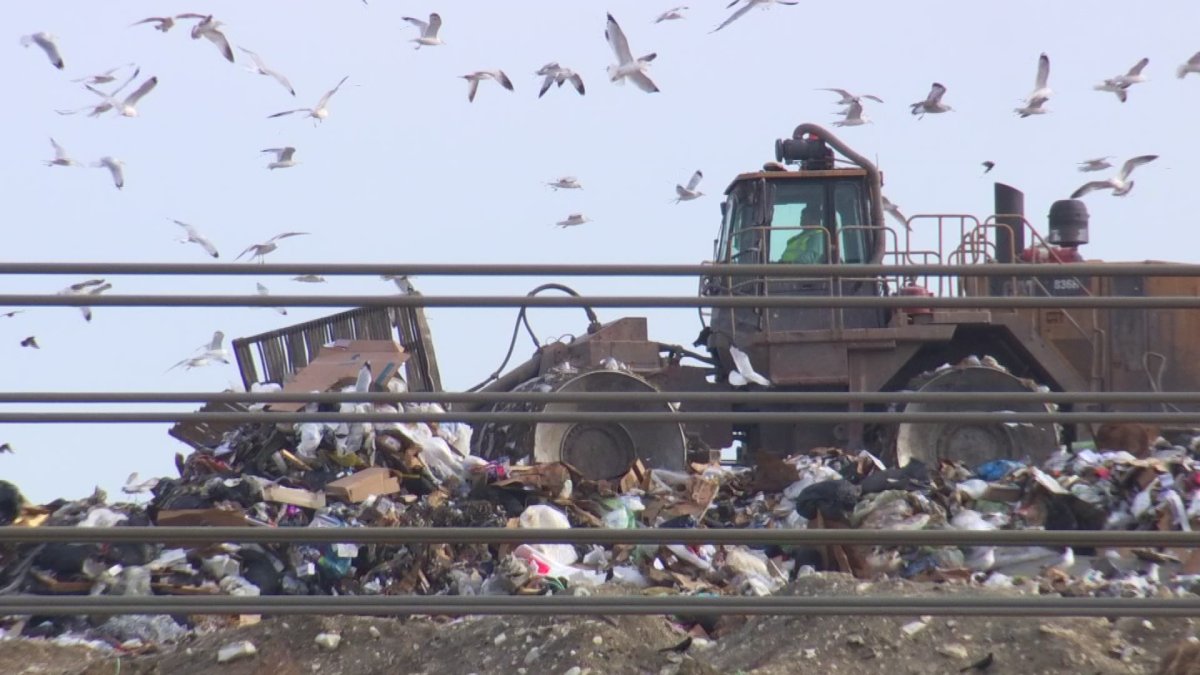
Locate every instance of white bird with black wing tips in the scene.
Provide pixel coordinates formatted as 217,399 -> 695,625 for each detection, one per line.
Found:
655,6 -> 689,23
910,82 -> 953,118
87,75 -> 158,117
131,16 -> 175,33
547,176 -> 582,190
93,156 -> 125,189
1094,57 -> 1149,102
556,213 -> 590,228
461,70 -> 514,103
173,220 -> 220,258
818,88 -> 884,106
176,13 -> 234,63
1015,53 -> 1052,117
45,138 -> 80,168
21,32 -> 64,69
262,146 -> 299,170
58,279 -> 112,322
238,47 -> 295,95
167,331 -> 231,372
1078,157 -> 1114,172
269,76 -> 350,124
605,14 -> 659,93
403,13 -> 444,49
833,99 -> 871,127
1178,51 -> 1200,79
256,283 -> 288,315
122,472 -> 160,495
728,345 -> 770,386
236,232 -> 310,263
674,170 -> 704,203
712,0 -> 799,33
536,63 -> 585,98
881,196 -> 911,232
1070,155 -> 1158,199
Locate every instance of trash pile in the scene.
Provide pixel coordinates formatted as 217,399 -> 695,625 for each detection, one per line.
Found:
3,352 -> 1200,649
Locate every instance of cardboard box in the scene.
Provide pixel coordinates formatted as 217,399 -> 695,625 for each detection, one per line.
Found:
325,467 -> 402,502
272,339 -> 410,412
263,485 -> 326,509
156,508 -> 250,527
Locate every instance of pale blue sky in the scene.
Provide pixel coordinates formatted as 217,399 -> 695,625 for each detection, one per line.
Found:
4,1 -> 1200,503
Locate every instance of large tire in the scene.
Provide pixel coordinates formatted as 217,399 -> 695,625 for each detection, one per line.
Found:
893,363 -> 1059,468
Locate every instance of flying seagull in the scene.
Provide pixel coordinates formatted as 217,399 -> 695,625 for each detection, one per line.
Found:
654,6 -> 689,22
605,14 -> 659,93
176,13 -> 234,63
818,88 -> 884,105
712,0 -> 799,33
556,213 -> 590,228
674,170 -> 704,203
1070,155 -> 1158,199
262,146 -> 299,169
20,32 -> 64,69
910,82 -> 953,118
269,76 -> 349,124
382,275 -> 416,294
72,63 -> 135,86
403,13 -> 444,49
56,67 -> 142,117
92,156 -> 125,189
256,283 -> 288,315
461,70 -> 514,102
20,336 -> 40,349
292,274 -> 327,283
58,279 -> 112,322
238,47 -> 295,95
121,472 -> 160,495
1094,57 -> 1149,102
45,138 -> 81,167
167,330 -> 231,372
1025,53 -> 1053,102
173,220 -> 219,258
982,161 -> 995,174
1014,95 -> 1049,118
833,99 -> 871,127
1178,51 -> 1200,79
86,75 -> 158,117
728,345 -> 770,386
536,63 -> 585,98
1,310 -> 26,319
1078,157 -> 1114,172
881,196 -> 911,232
547,176 -> 582,190
235,232 -> 310,263
131,16 -> 175,32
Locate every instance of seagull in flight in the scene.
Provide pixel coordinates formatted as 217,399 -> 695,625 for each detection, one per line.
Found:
176,13 -> 235,63
382,275 -> 416,294
86,75 -> 158,117
1178,51 -> 1200,78
461,70 -> 514,102
269,76 -> 349,124
1070,155 -> 1158,199
1094,57 -> 1149,102
92,156 -> 125,189
1078,157 -> 1114,172
131,16 -> 175,33
58,279 -> 112,322
981,161 -> 995,175
818,88 -> 884,106
1,310 -> 26,319
173,220 -> 220,258
881,196 -> 911,232
167,331 -> 231,372
728,345 -> 770,386
238,47 -> 295,95
262,146 -> 299,169
72,63 -> 136,87
654,6 -> 689,22
403,13 -> 445,49
21,32 -> 64,70
56,67 -> 142,117
1015,53 -> 1051,117
712,0 -> 799,33
1014,95 -> 1049,118
910,82 -> 953,118
292,274 -> 327,283
235,232 -> 310,263
45,138 -> 81,167
547,176 -> 582,190
122,472 -> 161,495
606,14 -> 659,93
674,170 -> 704,203
20,336 -> 40,349
536,63 -> 585,98
833,99 -> 871,126
256,283 -> 288,315
556,213 -> 590,228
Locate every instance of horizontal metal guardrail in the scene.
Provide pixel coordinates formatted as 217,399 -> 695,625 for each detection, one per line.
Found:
4,262 -> 1200,277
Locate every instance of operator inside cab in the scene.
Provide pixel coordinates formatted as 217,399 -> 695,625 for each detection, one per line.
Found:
776,204 -> 828,264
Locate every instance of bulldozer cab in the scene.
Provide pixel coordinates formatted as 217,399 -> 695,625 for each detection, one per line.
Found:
707,126 -> 889,337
